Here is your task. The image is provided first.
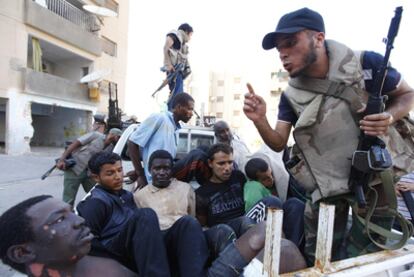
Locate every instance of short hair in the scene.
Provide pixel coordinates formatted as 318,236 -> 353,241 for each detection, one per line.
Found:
213,120 -> 230,135
178,23 -> 193,33
245,158 -> 269,180
171,92 -> 194,109
207,143 -> 233,161
88,151 -> 121,175
148,150 -> 173,169
0,195 -> 53,273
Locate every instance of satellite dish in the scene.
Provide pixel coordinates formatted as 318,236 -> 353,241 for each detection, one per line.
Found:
80,69 -> 111,83
83,5 -> 118,17
34,0 -> 47,8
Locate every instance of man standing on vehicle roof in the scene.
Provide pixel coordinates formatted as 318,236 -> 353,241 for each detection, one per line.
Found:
243,7 -> 414,264
163,23 -> 193,110
128,93 -> 195,189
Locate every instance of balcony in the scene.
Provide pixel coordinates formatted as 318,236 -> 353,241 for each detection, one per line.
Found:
23,68 -> 94,105
24,0 -> 102,55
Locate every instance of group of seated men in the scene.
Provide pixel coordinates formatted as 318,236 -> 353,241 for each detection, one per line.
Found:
0,142 -> 308,276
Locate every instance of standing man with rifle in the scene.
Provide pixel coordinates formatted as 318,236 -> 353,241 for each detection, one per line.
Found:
163,23 -> 193,110
56,128 -> 122,206
243,7 -> 414,265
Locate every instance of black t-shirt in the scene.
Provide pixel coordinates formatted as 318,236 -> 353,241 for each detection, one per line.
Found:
195,170 -> 246,227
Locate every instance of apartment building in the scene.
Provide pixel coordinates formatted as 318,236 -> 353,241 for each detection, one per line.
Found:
207,69 -> 288,143
0,0 -> 129,154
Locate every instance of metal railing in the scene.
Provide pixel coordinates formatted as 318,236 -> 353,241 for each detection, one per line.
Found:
40,0 -> 100,32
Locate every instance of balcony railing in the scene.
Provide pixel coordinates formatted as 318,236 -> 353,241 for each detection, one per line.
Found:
42,0 -> 100,32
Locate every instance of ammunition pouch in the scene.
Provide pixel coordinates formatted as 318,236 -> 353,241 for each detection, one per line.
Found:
286,145 -> 317,193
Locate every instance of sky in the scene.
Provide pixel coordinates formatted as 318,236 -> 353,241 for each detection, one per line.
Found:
125,0 -> 414,121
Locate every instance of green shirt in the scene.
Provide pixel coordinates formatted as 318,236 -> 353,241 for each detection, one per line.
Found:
244,180 -> 272,212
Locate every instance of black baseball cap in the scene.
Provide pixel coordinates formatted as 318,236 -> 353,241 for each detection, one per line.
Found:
262,8 -> 325,50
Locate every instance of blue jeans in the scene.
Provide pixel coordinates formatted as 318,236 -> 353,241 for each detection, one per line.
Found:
163,215 -> 209,277
207,243 -> 248,277
166,217 -> 250,277
246,196 -> 305,248
167,72 -> 184,110
102,208 -> 171,276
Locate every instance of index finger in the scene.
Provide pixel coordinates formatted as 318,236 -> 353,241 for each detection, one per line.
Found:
246,83 -> 255,95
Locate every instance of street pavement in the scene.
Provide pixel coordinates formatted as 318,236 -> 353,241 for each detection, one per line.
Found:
0,147 -> 87,276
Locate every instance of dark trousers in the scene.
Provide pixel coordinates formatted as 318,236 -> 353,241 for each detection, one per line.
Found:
246,196 -> 305,248
104,208 -> 171,277
167,72 -> 184,110
163,215 -> 209,277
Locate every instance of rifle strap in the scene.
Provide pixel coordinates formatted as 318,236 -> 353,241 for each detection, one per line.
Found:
380,170 -> 397,210
348,170 -> 413,250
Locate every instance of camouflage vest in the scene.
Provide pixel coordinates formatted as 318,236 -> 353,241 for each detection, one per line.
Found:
166,29 -> 189,66
383,116 -> 414,177
285,40 -> 369,202
285,40 -> 414,202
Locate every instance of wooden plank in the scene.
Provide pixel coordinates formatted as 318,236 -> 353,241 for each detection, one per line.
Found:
314,203 -> 335,272
263,208 -> 284,277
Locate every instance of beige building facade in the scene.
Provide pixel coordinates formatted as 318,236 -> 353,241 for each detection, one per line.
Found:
207,69 -> 288,147
0,0 -> 129,154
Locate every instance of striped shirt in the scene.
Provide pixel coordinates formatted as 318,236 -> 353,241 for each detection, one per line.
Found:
397,173 -> 414,220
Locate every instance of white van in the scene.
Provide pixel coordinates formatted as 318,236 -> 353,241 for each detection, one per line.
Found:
112,123 -> 216,178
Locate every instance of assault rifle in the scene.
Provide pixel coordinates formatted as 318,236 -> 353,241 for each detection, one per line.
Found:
152,63 -> 185,98
349,7 -> 402,208
41,158 -> 76,180
107,82 -> 123,130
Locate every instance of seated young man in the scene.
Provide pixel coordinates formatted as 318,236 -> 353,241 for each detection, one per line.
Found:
0,195 -> 137,277
244,157 -> 305,248
134,150 -> 306,275
134,149 -> 210,277
195,143 -> 284,239
75,152 -> 171,276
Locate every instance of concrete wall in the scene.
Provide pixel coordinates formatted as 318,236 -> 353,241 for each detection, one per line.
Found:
24,0 -> 102,56
24,68 -> 92,104
0,0 -> 28,99
31,104 -> 91,147
53,58 -> 92,83
0,0 -> 129,154
0,112 -> 5,142
6,91 -> 34,155
91,0 -> 129,113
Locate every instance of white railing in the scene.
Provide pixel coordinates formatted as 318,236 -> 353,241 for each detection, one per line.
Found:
38,0 -> 99,32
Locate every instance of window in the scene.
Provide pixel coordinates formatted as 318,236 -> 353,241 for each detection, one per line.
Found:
234,77 -> 241,84
82,67 -> 89,77
176,132 -> 215,160
217,80 -> 224,87
216,112 -> 223,118
216,96 -> 224,102
234,94 -> 241,100
190,134 -> 215,151
177,133 -> 188,154
101,36 -> 117,57
233,110 -> 240,116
